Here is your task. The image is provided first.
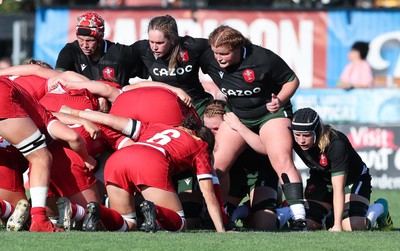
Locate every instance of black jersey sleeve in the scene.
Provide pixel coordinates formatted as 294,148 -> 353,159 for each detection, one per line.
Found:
55,42 -> 78,71
327,138 -> 349,176
262,48 -> 296,86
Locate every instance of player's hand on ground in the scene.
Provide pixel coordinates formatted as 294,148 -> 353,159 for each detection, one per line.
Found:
266,93 -> 281,113
328,225 -> 343,232
224,112 -> 243,131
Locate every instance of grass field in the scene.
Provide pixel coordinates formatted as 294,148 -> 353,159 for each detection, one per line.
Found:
1,189 -> 399,251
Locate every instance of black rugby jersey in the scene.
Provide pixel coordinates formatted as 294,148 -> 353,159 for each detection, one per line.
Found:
201,45 -> 295,119
294,130 -> 366,185
132,36 -> 211,103
56,40 -> 147,86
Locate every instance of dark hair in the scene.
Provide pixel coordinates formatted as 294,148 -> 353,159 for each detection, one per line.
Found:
148,15 -> 180,70
182,115 -> 215,154
351,41 -> 369,60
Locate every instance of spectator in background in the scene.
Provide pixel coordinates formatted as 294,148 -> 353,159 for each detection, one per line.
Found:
0,57 -> 12,69
339,41 -> 374,89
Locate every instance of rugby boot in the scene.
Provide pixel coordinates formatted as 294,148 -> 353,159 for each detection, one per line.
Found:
290,219 -> 307,231
56,197 -> 73,231
140,200 -> 157,233
82,202 -> 100,231
7,199 -> 30,231
375,198 -> 394,231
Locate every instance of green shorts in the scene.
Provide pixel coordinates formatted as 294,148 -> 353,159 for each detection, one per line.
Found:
238,105 -> 293,130
172,170 -> 198,193
193,96 -> 214,121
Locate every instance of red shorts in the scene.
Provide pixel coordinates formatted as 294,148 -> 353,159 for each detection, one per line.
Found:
0,79 -> 29,119
110,87 -> 193,126
0,148 -> 28,192
47,143 -> 97,197
104,144 -> 174,195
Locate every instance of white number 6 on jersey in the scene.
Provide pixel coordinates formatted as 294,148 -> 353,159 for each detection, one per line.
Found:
146,129 -> 181,146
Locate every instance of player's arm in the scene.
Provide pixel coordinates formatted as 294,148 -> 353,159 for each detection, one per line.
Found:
47,119 -> 96,170
52,112 -> 101,140
223,112 -> 266,154
124,81 -> 192,107
0,64 -> 59,79
330,173 -> 346,232
267,75 -> 299,113
51,79 -> 121,103
59,105 -> 139,138
198,177 -> 225,232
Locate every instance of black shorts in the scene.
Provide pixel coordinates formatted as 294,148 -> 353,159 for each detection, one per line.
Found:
305,167 -> 372,222
229,149 -> 278,199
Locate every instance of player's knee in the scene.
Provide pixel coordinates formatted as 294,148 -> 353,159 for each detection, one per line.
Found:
342,201 -> 368,219
14,129 -> 48,157
252,198 -> 277,214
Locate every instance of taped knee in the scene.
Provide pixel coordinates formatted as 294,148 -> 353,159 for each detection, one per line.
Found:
182,202 -> 202,218
252,199 -> 277,213
282,182 -> 304,205
306,201 -> 329,225
342,201 -> 368,219
13,129 -> 47,156
122,212 -> 137,225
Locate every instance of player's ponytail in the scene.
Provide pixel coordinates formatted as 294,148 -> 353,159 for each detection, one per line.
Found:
182,115 -> 215,154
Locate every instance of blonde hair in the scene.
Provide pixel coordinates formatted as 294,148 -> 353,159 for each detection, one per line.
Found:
208,25 -> 251,50
148,15 -> 180,70
317,124 -> 338,153
23,58 -> 53,69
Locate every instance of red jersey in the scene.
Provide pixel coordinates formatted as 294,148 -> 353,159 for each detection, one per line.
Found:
133,122 -> 213,179
40,87 -> 99,112
39,88 -> 127,156
9,75 -> 48,100
110,86 -> 200,126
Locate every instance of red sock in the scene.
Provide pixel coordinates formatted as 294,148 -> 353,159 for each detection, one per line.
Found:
31,207 -> 47,223
71,203 -> 77,218
213,183 -> 229,224
99,205 -> 124,231
0,199 -> 7,218
155,205 -> 183,232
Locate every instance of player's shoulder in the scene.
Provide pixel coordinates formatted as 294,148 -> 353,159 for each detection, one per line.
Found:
59,41 -> 81,53
181,36 -> 208,51
132,39 -> 149,50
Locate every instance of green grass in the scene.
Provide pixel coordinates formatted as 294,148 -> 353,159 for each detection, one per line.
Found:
1,190 -> 399,251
